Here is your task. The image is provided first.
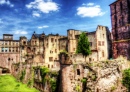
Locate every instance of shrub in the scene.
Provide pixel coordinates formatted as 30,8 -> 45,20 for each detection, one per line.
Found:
20,70 -> 26,82
111,85 -> 116,91
122,68 -> 130,91
76,85 -> 80,92
40,67 -> 50,84
81,78 -> 87,83
49,78 -> 56,92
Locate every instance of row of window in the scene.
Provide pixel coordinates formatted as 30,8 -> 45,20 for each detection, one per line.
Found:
50,49 -> 57,54
1,47 -> 19,52
98,41 -> 104,46
49,57 -> 57,61
0,42 -> 19,45
1,50 -> 19,52
48,64 -> 53,68
4,36 -> 12,39
46,38 -> 57,43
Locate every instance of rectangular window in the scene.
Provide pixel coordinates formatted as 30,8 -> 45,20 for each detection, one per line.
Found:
102,41 -> 104,46
55,49 -> 57,53
51,38 -> 54,42
55,39 -> 57,42
77,69 -> 80,75
9,42 -> 11,45
48,64 -> 50,68
49,57 -> 53,61
89,58 -> 91,61
73,48 -> 75,51
98,41 -> 101,46
102,51 -> 104,57
51,65 -> 53,68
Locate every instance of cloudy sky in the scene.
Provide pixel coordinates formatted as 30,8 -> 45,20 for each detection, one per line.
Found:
0,0 -> 115,39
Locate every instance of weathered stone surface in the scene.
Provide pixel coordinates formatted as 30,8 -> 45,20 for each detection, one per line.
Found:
60,56 -> 129,92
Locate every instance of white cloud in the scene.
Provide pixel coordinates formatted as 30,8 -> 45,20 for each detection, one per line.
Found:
14,30 -> 28,34
38,25 -> 49,29
87,3 -> 94,6
0,0 -> 14,7
26,0 -> 59,13
77,3 -> 105,18
32,11 -> 40,17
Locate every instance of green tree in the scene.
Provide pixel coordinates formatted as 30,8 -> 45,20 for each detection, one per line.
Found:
122,68 -> 130,91
76,32 -> 91,62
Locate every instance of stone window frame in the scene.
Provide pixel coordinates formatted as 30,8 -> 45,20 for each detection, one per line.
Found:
102,41 -> 104,46
98,41 -> 101,46
77,69 -> 80,75
51,38 -> 54,42
49,57 -> 53,61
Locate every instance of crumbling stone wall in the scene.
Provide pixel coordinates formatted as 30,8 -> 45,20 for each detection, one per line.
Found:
60,52 -> 129,92
60,64 -> 84,92
110,0 -> 130,60
0,53 -> 20,72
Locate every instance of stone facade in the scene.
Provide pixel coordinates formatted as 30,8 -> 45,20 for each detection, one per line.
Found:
43,34 -> 65,69
0,25 -> 111,72
0,34 -> 20,71
61,25 -> 111,62
110,0 -> 130,59
59,53 -> 129,92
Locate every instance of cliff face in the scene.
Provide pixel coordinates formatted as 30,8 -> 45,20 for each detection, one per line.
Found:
60,55 -> 129,92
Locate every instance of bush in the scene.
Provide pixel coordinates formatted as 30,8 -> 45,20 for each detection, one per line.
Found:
122,68 -> 130,91
20,70 -> 26,82
49,78 -> 56,92
75,85 -> 80,92
81,78 -> 87,83
40,67 -> 50,84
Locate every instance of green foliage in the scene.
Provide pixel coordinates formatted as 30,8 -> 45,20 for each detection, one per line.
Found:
27,79 -> 33,87
91,75 -> 97,81
81,78 -> 87,83
111,85 -> 116,91
122,68 -> 130,91
34,67 -> 58,92
60,49 -> 68,55
49,78 -> 56,92
76,32 -> 91,57
76,84 -> 80,92
0,75 -> 39,92
40,67 -> 50,84
51,71 -> 58,77
20,70 -> 26,82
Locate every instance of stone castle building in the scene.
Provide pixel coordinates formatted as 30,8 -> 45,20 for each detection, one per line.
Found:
0,25 -> 111,70
60,25 -> 111,64
110,0 -> 130,59
0,34 -> 20,70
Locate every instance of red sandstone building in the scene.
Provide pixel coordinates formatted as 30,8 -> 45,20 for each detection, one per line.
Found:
110,0 -> 130,59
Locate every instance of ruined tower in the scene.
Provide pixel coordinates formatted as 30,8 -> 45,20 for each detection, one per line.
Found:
110,0 -> 130,59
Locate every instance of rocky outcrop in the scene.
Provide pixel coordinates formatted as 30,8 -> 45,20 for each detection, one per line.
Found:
60,55 -> 130,92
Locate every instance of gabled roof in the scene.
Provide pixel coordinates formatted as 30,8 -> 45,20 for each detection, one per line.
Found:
33,34 -> 42,38
31,31 -> 45,39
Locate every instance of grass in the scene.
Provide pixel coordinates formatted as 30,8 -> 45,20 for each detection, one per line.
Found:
0,74 -> 39,92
